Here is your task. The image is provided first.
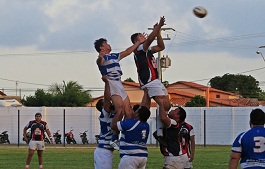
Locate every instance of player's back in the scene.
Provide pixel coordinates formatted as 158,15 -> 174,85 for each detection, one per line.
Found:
240,126 -> 265,167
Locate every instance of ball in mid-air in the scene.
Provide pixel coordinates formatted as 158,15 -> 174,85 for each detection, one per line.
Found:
193,6 -> 207,18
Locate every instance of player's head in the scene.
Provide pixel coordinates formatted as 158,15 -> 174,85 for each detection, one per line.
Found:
131,33 -> 146,44
94,38 -> 111,53
133,104 -> 140,112
250,108 -> 265,126
168,107 -> 186,123
96,99 -> 104,112
35,112 -> 42,120
135,106 -> 150,122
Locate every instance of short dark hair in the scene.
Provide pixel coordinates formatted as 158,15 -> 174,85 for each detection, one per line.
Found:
137,106 -> 151,122
131,33 -> 140,44
35,112 -> 42,117
133,104 -> 140,112
250,108 -> 265,125
177,107 -> 186,122
94,38 -> 107,53
96,99 -> 104,112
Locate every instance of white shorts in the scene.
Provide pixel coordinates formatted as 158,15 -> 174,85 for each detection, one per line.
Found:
28,140 -> 45,150
108,79 -> 128,100
118,155 -> 147,169
94,147 -> 113,169
163,154 -> 189,169
142,79 -> 168,98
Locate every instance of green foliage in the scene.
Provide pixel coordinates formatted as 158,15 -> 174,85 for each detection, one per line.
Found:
185,95 -> 206,107
209,73 -> 262,98
258,91 -> 265,101
124,77 -> 135,82
22,81 -> 92,107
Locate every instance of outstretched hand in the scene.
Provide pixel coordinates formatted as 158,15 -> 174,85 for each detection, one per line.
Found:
153,16 -> 165,29
99,50 -> 106,58
158,16 -> 166,27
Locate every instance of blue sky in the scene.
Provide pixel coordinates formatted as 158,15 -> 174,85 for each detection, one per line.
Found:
1,0 -> 265,98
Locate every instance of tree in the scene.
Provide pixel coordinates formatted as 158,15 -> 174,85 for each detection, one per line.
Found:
22,89 -> 53,107
185,95 -> 206,107
124,77 -> 135,82
22,81 -> 92,107
258,91 -> 265,101
209,73 -> 262,98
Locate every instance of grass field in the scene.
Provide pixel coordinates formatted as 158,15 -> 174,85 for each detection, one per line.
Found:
0,144 -> 236,169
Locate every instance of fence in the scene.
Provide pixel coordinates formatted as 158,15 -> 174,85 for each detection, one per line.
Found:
0,106 -> 264,145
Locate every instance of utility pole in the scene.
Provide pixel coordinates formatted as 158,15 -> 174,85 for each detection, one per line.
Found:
147,28 -> 175,81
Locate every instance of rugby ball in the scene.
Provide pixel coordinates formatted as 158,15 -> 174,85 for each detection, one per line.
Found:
193,6 -> 207,18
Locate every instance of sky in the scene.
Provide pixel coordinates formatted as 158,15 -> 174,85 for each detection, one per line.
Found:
1,0 -> 265,99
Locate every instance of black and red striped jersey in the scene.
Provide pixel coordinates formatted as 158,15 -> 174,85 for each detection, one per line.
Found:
26,120 -> 48,141
134,44 -> 159,86
160,122 -> 193,156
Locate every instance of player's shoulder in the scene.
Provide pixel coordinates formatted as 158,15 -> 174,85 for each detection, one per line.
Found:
40,120 -> 47,125
184,122 -> 193,129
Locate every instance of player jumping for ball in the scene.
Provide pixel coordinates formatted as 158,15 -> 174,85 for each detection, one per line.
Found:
130,16 -> 176,146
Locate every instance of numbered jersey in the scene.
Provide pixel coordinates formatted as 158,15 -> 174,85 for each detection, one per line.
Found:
232,126 -> 265,168
26,120 -> 48,141
117,119 -> 150,158
134,44 -> 158,86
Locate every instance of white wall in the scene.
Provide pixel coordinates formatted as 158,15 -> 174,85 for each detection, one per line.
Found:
0,106 -> 264,145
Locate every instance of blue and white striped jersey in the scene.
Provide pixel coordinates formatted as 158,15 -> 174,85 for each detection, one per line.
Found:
231,126 -> 265,168
117,119 -> 149,158
97,108 -> 115,149
98,53 -> 122,81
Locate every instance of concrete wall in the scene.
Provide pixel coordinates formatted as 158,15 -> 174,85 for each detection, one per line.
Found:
0,106 -> 264,145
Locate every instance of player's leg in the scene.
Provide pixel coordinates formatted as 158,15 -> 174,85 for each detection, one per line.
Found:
36,141 -> 45,169
25,140 -> 37,168
37,150 -> 43,168
25,149 -> 35,167
123,96 -> 133,119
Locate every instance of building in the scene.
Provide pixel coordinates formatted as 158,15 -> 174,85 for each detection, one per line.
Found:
89,81 -> 265,107
0,90 -> 22,107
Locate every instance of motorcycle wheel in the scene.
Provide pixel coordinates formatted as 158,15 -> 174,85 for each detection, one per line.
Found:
73,139 -> 77,144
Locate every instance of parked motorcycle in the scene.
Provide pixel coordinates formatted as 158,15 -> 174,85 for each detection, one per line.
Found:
79,130 -> 88,144
65,129 -> 76,144
53,129 -> 62,144
0,131 -> 10,144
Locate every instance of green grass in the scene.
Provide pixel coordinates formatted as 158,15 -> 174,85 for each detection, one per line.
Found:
0,144 -> 235,169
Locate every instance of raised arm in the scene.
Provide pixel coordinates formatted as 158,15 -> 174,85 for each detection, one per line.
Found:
102,76 -> 111,112
119,38 -> 144,60
142,16 -> 165,51
110,105 -> 123,131
151,27 -> 165,53
155,96 -> 171,127
96,51 -> 105,67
